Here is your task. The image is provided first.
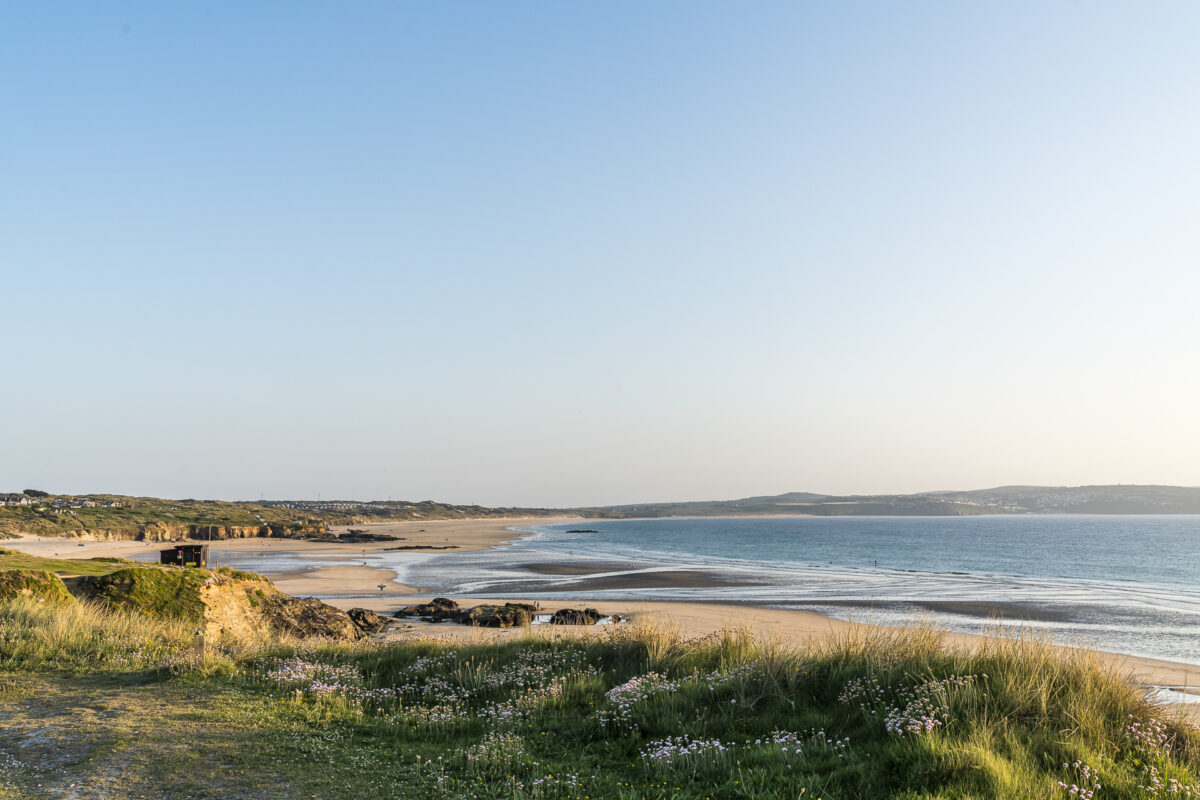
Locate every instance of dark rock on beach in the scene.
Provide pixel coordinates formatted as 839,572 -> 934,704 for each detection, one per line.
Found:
381,545 -> 458,551
261,596 -> 364,641
332,531 -> 401,543
288,529 -> 403,544
393,597 -> 461,621
460,603 -> 536,628
549,607 -> 602,625
348,607 -> 393,633
389,597 -> 629,629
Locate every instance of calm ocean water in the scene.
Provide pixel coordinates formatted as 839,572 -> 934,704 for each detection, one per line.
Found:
404,516 -> 1200,666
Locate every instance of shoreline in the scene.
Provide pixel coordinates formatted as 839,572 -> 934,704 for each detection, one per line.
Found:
4,518 -> 562,595
323,594 -> 1200,707
3,517 -> 560,560
6,518 -> 1200,707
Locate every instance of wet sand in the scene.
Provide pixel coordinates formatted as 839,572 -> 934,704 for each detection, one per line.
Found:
518,561 -> 641,576
496,568 -> 770,592
793,598 -> 1083,624
269,564 -> 420,596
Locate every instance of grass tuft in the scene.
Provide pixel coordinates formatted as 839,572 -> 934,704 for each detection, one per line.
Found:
0,569 -> 75,605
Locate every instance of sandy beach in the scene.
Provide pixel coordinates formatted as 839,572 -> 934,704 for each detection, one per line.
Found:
7,518 -> 1199,708
4,518 -> 560,594
4,517 -> 555,560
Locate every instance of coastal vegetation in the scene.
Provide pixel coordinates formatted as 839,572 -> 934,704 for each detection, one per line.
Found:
0,569 -> 75,605
0,491 -> 560,540
6,485 -> 1200,544
0,550 -> 361,644
1,585 -> 1198,798
0,546 -> 136,576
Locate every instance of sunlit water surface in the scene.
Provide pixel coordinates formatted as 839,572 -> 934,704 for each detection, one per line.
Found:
407,516 -> 1200,667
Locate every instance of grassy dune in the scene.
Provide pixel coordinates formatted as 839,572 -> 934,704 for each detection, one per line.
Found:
0,549 -> 270,624
1,597 -> 1198,799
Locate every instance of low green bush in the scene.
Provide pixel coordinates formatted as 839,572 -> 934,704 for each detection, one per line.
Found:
0,569 -> 75,605
76,567 -> 210,622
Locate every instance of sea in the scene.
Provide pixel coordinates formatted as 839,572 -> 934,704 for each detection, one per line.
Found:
401,515 -> 1200,668
202,515 -> 1200,668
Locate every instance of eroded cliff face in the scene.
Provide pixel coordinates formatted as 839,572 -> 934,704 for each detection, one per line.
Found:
158,524 -> 273,542
202,580 -> 363,641
54,524 -> 316,542
198,579 -> 271,640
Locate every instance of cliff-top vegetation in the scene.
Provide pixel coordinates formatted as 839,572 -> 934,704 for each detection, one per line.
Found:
0,491 -> 560,539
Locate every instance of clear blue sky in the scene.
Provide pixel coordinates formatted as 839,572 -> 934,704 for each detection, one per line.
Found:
4,2 -> 1199,506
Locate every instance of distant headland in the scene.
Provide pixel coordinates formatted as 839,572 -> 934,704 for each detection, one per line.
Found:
592,484 -> 1200,517
3,484 -> 1200,540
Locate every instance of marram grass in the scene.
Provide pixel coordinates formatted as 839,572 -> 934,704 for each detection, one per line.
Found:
1,601 -> 1198,799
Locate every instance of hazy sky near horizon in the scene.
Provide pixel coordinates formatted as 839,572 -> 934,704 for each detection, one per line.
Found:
4,3 -> 1200,507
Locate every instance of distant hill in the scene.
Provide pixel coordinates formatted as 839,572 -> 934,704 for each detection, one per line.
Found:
921,484 -> 1200,515
4,484 -> 1200,540
584,484 -> 1200,517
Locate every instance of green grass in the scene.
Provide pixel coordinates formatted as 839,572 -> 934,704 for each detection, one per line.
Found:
0,569 -> 76,605
215,565 -> 269,582
1,598 -> 1197,799
0,595 -> 194,672
0,494 -> 323,535
0,547 -> 136,576
75,567 -> 218,623
0,551 -> 268,622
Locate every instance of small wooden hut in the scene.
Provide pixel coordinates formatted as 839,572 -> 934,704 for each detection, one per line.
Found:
159,544 -> 208,568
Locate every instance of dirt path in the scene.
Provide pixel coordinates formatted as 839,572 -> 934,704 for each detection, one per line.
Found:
0,674 -> 383,800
